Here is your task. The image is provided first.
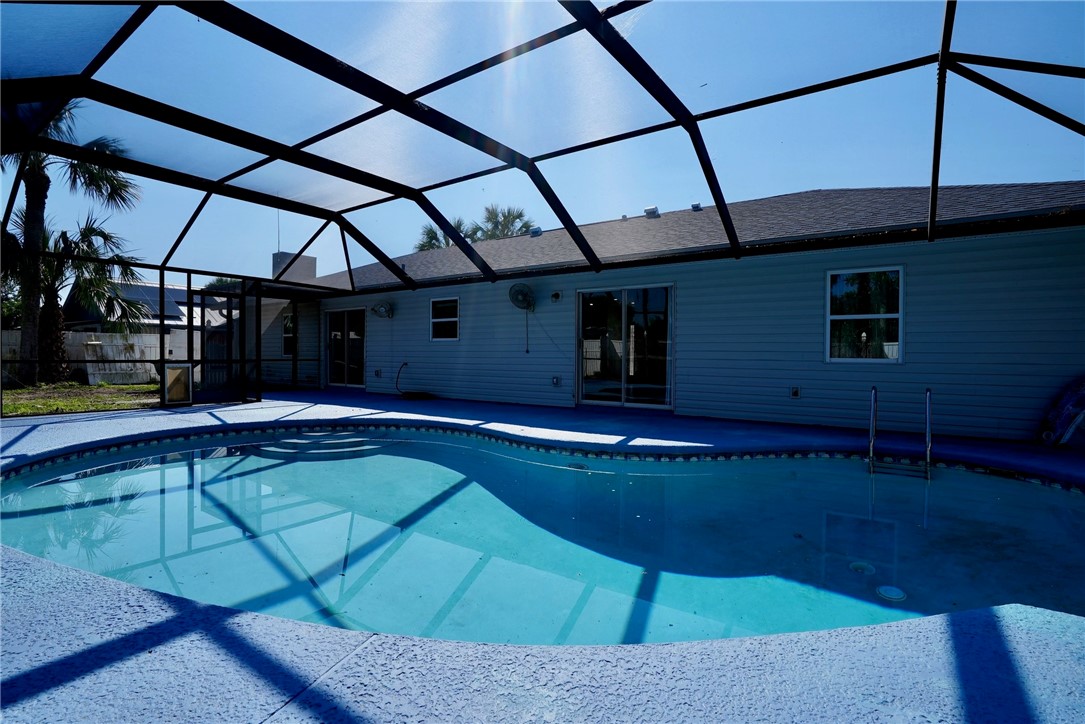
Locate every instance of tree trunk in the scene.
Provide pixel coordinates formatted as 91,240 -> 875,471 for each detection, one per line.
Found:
16,163 -> 49,387
38,295 -> 69,383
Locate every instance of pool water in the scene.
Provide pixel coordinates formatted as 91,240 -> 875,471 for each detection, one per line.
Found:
3,430 -> 1083,645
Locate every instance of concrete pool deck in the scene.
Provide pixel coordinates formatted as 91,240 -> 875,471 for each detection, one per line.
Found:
3,392 -> 1085,722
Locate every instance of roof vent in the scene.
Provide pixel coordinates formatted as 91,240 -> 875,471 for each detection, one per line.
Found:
691,202 -> 702,212
529,226 -> 542,237
644,206 -> 660,219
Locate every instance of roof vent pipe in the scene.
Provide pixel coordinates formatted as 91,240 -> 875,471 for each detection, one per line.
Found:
529,226 -> 542,237
691,202 -> 702,212
644,206 -> 660,219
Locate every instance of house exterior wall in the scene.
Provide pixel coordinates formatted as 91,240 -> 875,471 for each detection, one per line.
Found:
319,226 -> 1084,440
260,301 -> 321,387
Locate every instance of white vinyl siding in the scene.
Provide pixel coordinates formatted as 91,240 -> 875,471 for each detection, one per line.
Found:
322,226 -> 1083,440
260,301 -> 320,386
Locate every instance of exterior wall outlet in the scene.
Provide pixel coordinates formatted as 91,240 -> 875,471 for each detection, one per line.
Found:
790,386 -> 801,399
552,376 -> 562,387
374,369 -> 382,378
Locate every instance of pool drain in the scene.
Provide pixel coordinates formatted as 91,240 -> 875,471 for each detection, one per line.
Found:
849,561 -> 876,575
877,585 -> 907,601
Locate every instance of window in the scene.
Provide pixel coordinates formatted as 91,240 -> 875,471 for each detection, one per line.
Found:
282,311 -> 296,356
431,298 -> 459,340
827,267 -> 902,361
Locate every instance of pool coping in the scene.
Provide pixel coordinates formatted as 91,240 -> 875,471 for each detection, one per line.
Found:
3,393 -> 1085,721
3,390 -> 1083,488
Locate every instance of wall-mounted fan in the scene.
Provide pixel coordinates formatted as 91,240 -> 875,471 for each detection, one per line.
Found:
508,283 -> 535,312
508,284 -> 535,353
371,301 -> 393,319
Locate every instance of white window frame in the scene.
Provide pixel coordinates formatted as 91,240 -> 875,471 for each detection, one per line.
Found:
282,310 -> 296,357
825,266 -> 904,363
430,297 -> 459,341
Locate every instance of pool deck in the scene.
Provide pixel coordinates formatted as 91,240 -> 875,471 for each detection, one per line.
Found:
3,391 -> 1085,722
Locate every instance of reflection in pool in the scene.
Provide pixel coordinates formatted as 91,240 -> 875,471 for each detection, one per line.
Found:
3,431 -> 1083,645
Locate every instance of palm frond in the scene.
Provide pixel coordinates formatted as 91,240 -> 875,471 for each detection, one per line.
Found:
57,216 -> 149,333
61,141 -> 140,212
44,101 -> 80,145
474,204 -> 533,240
415,217 -> 474,251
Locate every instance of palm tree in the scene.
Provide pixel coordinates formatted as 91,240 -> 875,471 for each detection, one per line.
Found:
1,101 -> 140,386
414,216 -> 475,252
413,206 -> 535,253
31,213 -> 147,382
470,204 -> 534,241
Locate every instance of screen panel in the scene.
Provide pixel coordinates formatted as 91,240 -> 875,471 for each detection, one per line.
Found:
624,1 -> 943,115
426,167 -> 560,238
1,3 -> 138,80
344,198 -> 436,261
168,196 -> 321,279
420,29 -> 672,157
95,180 -> 211,264
959,66 -> 1085,125
939,72 -> 1085,188
240,0 -> 572,94
228,160 -> 390,210
74,101 -> 265,181
308,110 -> 500,189
952,1 -> 1085,66
537,126 -> 713,227
699,67 -> 937,239
93,5 -> 378,147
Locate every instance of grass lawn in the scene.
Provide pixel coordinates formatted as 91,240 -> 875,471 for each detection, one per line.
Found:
1,382 -> 159,417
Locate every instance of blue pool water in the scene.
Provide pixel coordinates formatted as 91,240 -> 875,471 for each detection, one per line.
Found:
3,429 -> 1083,645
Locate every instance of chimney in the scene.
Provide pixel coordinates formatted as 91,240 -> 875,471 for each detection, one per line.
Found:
272,251 -> 317,282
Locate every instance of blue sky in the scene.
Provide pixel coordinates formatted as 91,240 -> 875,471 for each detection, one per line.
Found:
2,0 -> 1082,286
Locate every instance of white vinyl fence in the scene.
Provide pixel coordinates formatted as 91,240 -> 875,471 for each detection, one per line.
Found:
2,330 -> 168,385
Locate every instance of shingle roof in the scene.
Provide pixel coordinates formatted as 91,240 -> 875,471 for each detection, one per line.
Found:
317,181 -> 1085,290
62,281 -> 188,325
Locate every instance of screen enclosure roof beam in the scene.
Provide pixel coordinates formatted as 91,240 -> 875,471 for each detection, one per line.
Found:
74,79 -> 492,281
560,0 -> 742,257
180,1 -> 603,272
927,0 -> 958,243
20,134 -> 418,289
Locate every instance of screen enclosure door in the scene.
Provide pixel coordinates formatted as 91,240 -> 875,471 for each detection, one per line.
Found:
578,287 -> 672,407
327,309 -> 365,386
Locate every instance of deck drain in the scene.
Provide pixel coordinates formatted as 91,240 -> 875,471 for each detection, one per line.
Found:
568,463 -> 589,471
877,585 -> 907,601
850,561 -> 876,576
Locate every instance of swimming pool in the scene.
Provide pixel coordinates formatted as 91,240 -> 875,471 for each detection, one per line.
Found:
3,427 -> 1083,645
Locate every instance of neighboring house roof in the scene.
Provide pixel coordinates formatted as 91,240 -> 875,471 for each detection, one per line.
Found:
62,281 -> 232,329
316,181 -> 1085,291
63,281 -> 187,328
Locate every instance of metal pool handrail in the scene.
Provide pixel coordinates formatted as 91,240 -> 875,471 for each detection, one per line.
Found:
868,386 -> 878,473
869,386 -> 933,480
925,388 -> 932,472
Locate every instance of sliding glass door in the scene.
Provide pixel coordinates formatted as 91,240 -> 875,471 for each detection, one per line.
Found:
578,287 -> 672,407
327,309 -> 365,386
